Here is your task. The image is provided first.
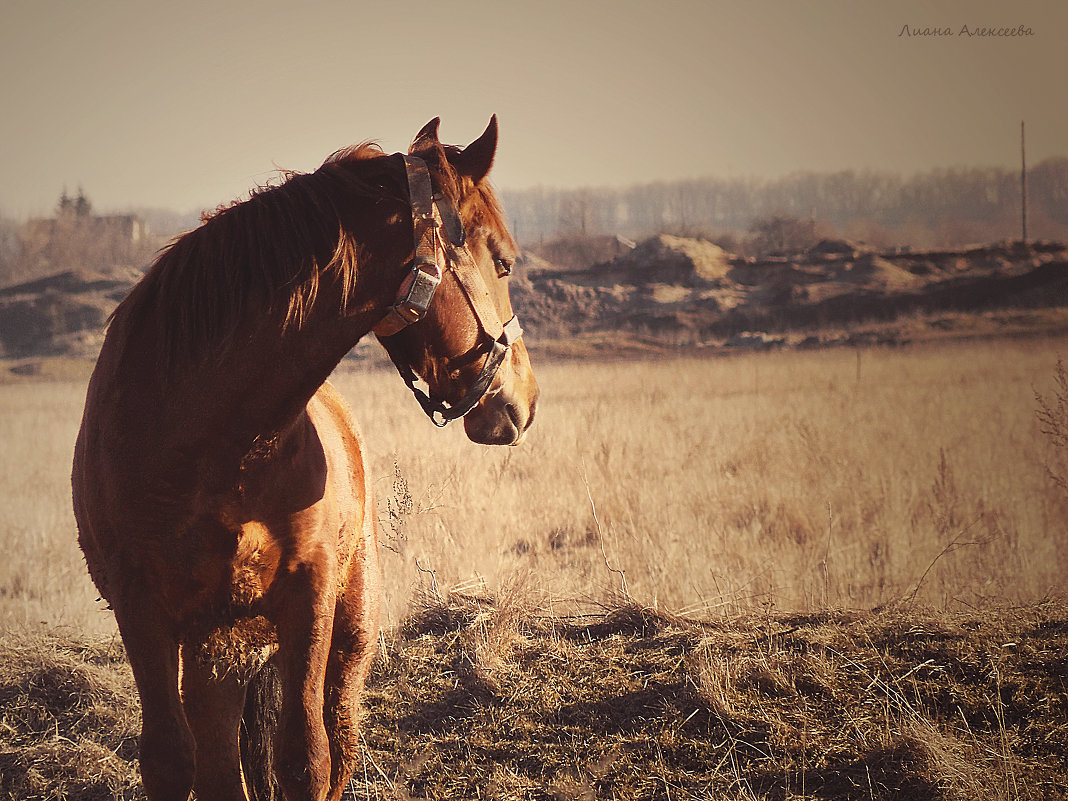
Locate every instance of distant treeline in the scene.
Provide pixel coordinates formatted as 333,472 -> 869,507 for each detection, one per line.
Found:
502,158 -> 1068,249
4,161 -> 1067,288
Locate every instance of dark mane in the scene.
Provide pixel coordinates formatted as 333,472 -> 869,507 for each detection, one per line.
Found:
113,144 -> 404,367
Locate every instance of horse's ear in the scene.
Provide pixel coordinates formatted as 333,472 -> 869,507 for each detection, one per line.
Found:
409,117 -> 441,154
453,115 -> 498,184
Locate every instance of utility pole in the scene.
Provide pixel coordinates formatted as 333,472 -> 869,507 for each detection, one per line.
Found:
1021,120 -> 1028,243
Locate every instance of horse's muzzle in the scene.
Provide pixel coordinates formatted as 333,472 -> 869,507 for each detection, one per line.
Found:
464,388 -> 537,446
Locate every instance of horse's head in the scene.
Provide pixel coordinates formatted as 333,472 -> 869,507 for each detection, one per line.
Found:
376,117 -> 538,446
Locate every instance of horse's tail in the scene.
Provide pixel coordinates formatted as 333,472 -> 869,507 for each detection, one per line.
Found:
240,656 -> 284,801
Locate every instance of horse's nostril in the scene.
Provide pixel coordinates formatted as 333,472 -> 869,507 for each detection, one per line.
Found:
505,402 -> 521,428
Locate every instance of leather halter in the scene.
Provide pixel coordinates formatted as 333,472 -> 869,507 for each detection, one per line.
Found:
375,154 -> 524,427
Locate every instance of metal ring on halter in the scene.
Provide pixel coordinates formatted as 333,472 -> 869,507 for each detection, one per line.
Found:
383,259 -> 442,331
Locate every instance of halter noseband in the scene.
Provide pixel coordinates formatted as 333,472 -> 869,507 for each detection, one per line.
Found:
374,154 -> 523,427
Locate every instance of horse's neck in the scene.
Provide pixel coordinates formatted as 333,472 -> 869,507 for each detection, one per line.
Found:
108,258 -> 398,478
210,314 -> 367,446
180,291 -> 389,459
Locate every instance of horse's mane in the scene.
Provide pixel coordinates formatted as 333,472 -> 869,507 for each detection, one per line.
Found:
112,143 -> 405,368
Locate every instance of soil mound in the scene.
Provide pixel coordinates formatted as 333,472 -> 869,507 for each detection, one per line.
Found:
589,234 -> 731,286
511,238 -> 1068,350
833,253 -> 924,290
4,239 -> 1068,361
0,268 -> 138,358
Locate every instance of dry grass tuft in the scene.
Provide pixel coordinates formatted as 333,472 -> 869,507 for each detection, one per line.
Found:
355,594 -> 1068,800
0,627 -> 141,800
1,599 -> 1067,800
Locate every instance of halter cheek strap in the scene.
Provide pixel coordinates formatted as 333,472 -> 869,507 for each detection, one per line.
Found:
373,156 -> 444,338
375,154 -> 524,427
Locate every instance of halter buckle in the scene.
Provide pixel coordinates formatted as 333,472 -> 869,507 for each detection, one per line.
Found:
395,260 -> 441,324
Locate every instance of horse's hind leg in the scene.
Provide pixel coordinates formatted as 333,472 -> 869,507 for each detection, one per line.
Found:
113,602 -> 196,801
323,551 -> 381,801
180,650 -> 248,801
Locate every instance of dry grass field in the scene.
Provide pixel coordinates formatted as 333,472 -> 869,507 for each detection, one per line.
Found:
2,338 -> 1068,799
2,339 -> 1067,628
345,339 -> 1068,625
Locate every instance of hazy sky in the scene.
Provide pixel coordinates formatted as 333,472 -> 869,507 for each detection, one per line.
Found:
1,0 -> 1065,217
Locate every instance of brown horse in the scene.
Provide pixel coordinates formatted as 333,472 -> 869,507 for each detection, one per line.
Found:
72,117 -> 537,801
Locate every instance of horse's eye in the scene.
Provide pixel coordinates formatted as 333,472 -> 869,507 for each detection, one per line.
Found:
494,257 -> 513,277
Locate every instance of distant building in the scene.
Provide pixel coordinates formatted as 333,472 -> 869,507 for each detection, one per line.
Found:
27,188 -> 148,244
19,189 -> 149,274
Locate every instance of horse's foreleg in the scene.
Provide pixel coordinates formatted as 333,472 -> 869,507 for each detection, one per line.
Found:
324,546 -> 381,801
180,651 -> 249,801
273,559 -> 337,801
113,601 -> 195,801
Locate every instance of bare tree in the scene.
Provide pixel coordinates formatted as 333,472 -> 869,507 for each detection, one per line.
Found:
747,215 -> 823,256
